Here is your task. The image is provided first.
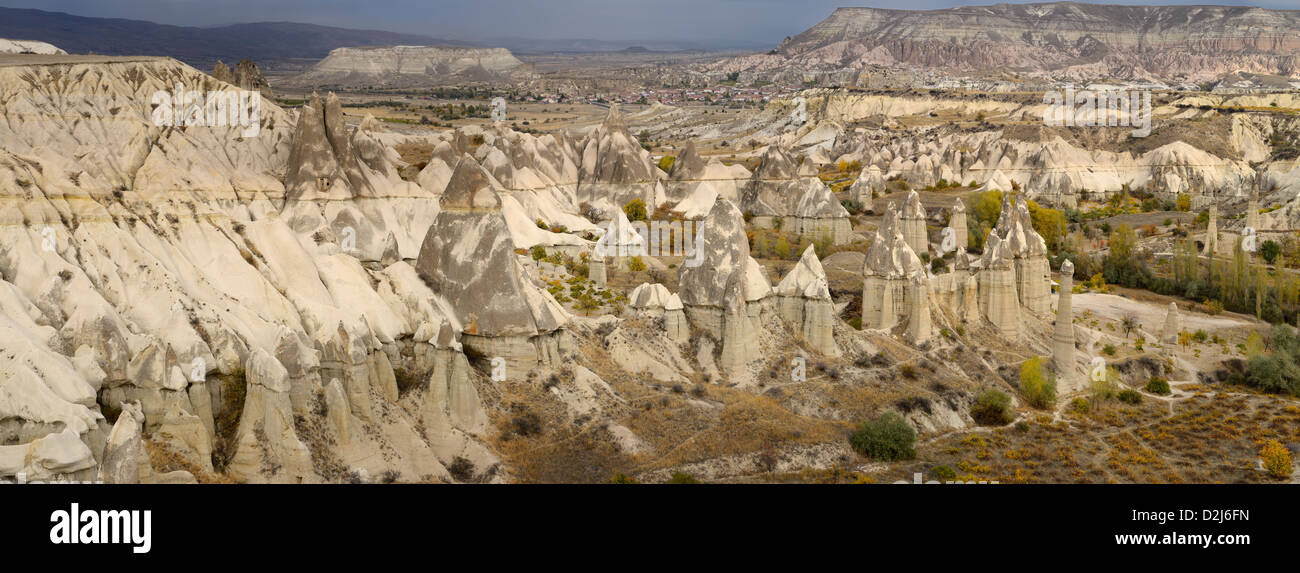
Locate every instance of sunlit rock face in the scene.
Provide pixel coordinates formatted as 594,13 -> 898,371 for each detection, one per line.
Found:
723,3 -> 1300,82
741,146 -> 852,244
678,199 -> 771,378
415,155 -> 572,374
577,104 -> 663,217
286,45 -> 533,88
978,233 -> 1020,338
861,203 -> 924,331
775,246 -> 837,356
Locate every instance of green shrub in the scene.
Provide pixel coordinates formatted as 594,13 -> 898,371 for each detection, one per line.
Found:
970,389 -> 1013,425
1014,421 -> 1030,432
932,465 -> 957,480
1102,344 -> 1117,356
1019,356 -> 1057,409
530,245 -> 546,261
623,198 -> 647,222
1117,389 -> 1142,404
1145,376 -> 1171,395
1070,397 -> 1090,413
627,256 -> 646,272
849,412 -> 916,461
667,471 -> 700,484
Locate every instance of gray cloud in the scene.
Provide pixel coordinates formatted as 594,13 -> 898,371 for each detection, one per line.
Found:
1,0 -> 1294,49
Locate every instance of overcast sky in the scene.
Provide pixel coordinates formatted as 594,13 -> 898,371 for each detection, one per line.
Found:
2,0 -> 1294,48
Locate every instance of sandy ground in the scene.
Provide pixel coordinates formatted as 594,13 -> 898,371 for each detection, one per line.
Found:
1072,292 -> 1257,335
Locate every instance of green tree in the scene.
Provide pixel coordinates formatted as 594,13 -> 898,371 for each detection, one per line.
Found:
774,236 -> 791,259
1019,356 -> 1057,409
849,412 -> 916,461
1259,240 -> 1281,264
623,199 -> 647,222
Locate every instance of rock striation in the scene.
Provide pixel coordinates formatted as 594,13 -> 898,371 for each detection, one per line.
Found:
287,45 -> 533,87
415,155 -> 571,374
861,202 -> 925,330
775,246 -> 838,356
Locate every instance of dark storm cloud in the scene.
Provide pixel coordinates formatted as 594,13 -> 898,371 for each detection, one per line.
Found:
0,0 -> 1294,48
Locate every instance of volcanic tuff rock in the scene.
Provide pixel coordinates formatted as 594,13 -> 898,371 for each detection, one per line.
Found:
287,45 -> 533,87
212,58 -> 273,98
578,104 -> 663,216
415,155 -> 571,372
741,146 -> 852,244
775,246 -> 838,356
0,55 -> 513,483
678,199 -> 771,377
720,3 -> 1300,82
0,38 -> 64,54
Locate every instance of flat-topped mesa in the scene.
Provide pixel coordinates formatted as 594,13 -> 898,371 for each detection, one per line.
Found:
415,155 -> 572,374
578,104 -> 662,217
288,45 -> 533,88
1053,259 -> 1077,381
1002,197 -> 1053,315
678,199 -> 770,377
743,145 -> 852,244
861,203 -> 925,331
628,283 -> 688,343
775,246 -> 838,356
1161,302 -> 1182,344
900,190 -> 928,255
978,232 -> 1020,338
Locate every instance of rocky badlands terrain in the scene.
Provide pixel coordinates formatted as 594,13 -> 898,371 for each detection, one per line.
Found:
711,2 -> 1300,86
1,25 -> 1299,484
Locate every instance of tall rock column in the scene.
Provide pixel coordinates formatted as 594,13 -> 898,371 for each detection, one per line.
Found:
1052,260 -> 1076,375
1161,302 -> 1182,344
900,190 -> 928,256
907,274 -> 931,344
949,199 -> 968,253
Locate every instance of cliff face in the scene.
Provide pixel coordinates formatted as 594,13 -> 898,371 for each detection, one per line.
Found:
736,3 -> 1300,81
287,45 -> 533,87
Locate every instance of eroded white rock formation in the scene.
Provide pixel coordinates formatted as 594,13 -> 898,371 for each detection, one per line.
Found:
775,246 -> 838,355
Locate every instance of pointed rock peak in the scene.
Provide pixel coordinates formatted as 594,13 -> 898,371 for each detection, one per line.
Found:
878,201 -> 900,239
980,231 -> 1013,270
754,145 -> 797,180
777,245 -> 830,300
602,103 -> 628,132
671,140 -> 704,178
1060,258 -> 1075,276
901,190 -> 925,218
863,223 -> 923,279
952,198 -> 966,213
995,192 -> 1016,234
440,155 -> 501,210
